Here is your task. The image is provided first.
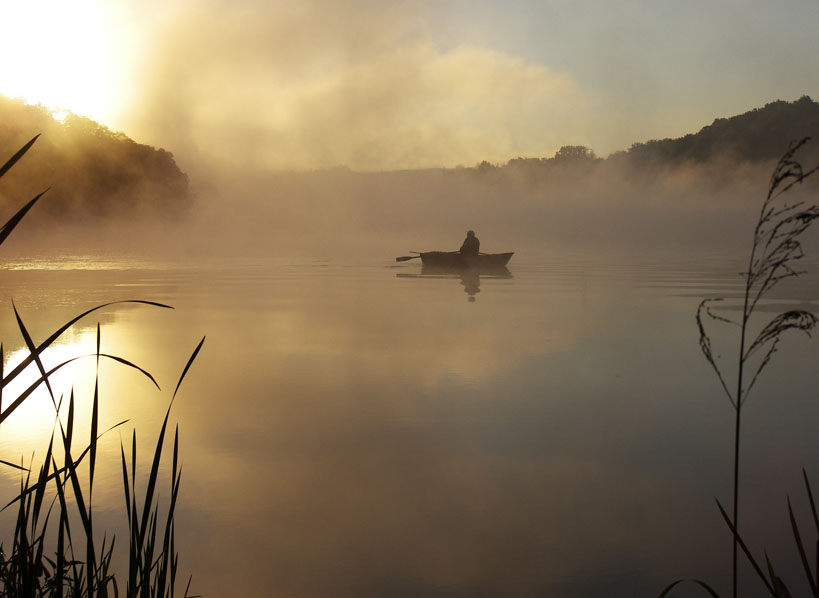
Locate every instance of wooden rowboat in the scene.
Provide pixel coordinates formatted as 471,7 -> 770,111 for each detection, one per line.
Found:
419,251 -> 513,269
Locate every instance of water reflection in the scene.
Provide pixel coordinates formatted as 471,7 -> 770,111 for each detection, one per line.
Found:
0,333 -> 98,459
4,257 -> 819,596
396,265 -> 513,301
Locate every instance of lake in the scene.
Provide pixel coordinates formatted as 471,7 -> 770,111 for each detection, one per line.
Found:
1,249 -> 819,597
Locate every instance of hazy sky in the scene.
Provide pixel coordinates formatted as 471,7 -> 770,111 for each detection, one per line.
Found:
1,0 -> 818,171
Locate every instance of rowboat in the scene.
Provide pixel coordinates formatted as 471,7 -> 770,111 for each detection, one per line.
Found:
419,251 -> 513,269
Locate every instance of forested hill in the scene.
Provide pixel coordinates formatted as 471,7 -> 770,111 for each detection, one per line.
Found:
0,95 -> 190,221
623,95 -> 819,165
498,96 -> 819,174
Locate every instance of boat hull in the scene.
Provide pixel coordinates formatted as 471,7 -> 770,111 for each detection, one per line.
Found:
419,251 -> 513,269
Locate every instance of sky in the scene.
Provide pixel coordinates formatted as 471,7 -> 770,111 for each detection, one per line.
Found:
1,0 -> 818,171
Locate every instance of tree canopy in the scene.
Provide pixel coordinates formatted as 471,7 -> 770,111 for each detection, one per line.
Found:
0,95 -> 190,221
497,96 -> 819,175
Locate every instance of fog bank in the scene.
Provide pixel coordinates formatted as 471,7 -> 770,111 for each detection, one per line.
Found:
184,156 -> 794,260
6,155 -> 804,264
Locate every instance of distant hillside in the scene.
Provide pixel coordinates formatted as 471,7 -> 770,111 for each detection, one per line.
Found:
0,95 -> 190,221
623,95 -> 819,165
498,96 -> 819,176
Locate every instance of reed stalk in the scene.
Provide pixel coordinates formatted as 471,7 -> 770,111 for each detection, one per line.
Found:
694,138 -> 819,596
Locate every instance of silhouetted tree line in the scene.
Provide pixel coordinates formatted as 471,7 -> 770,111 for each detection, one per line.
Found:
486,96 -> 819,177
505,145 -> 599,172
622,95 -> 819,165
0,95 -> 190,220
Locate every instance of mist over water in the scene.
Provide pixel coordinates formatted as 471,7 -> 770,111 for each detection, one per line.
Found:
5,151 -> 791,265
188,157 -> 784,265
6,90 -> 819,264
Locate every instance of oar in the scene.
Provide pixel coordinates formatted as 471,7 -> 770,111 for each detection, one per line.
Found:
396,254 -> 421,262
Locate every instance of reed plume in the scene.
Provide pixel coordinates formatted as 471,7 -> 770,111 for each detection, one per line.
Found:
696,138 -> 819,597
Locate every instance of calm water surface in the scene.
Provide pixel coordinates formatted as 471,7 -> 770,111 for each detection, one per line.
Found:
1,251 -> 819,597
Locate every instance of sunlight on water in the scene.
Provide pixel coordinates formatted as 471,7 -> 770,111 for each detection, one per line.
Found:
0,255 -> 170,271
0,294 -> 186,508
0,329 -> 98,455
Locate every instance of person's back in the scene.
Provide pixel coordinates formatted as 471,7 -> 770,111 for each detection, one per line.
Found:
460,230 -> 480,255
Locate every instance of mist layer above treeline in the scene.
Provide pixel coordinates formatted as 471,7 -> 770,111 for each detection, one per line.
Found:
0,95 -> 190,224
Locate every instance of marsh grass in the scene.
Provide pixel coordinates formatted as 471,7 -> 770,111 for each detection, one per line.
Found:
666,140 -> 819,596
662,470 -> 819,598
0,136 -> 203,597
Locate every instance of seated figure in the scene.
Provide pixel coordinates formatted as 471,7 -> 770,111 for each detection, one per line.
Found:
459,230 -> 480,255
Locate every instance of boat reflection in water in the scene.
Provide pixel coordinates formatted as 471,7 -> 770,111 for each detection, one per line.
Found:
397,262 -> 513,302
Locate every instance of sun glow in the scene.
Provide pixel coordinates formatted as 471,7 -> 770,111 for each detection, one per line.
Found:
0,0 -> 126,126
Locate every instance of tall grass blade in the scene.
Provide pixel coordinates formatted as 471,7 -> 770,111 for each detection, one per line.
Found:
0,189 -> 48,248
128,431 -> 139,596
184,574 -> 202,598
31,434 -> 53,526
764,553 -> 793,598
121,441 -> 132,528
32,499 -> 54,589
1,300 -> 173,394
59,391 -> 97,578
716,499 -> 777,596
158,427 -> 182,597
804,470 -> 819,535
659,579 -> 720,596
97,353 -> 161,390
787,497 -> 818,595
172,336 -> 205,401
14,468 -> 31,595
0,457 -> 29,472
138,412 -> 168,557
13,301 -> 57,408
172,535 -> 179,597
2,420 -> 128,511
50,455 -> 73,548
144,510 -> 158,595
56,489 -> 66,596
131,337 -> 204,594
0,134 -> 39,179
0,351 -> 159,426
85,326 -> 101,598
172,425 -> 179,496
90,324 -> 100,493
65,389 -> 75,460
660,579 -> 720,597
802,470 -> 819,590
0,355 -> 88,425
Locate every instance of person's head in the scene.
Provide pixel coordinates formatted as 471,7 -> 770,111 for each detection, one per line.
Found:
466,230 -> 475,238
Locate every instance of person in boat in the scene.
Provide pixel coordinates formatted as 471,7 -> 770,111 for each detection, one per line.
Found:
459,230 -> 480,255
